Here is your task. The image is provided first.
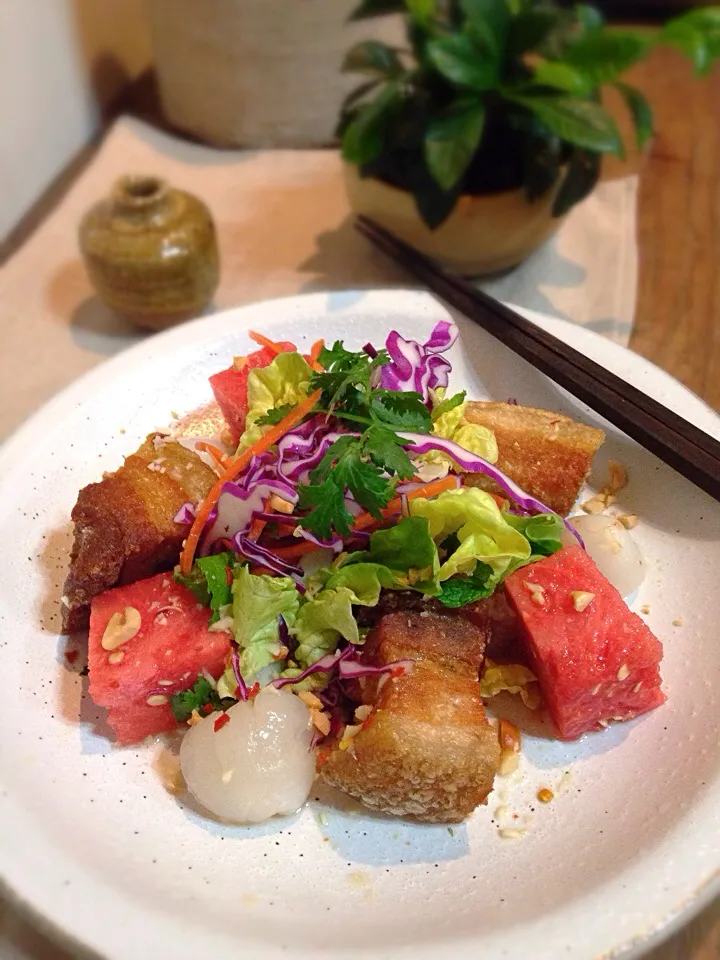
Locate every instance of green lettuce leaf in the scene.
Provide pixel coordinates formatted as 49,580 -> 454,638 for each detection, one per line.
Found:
231,567 -> 301,681
422,390 -> 498,471
505,512 -> 564,557
410,487 -> 532,583
237,352 -> 313,451
174,552 -> 234,623
342,516 -> 440,591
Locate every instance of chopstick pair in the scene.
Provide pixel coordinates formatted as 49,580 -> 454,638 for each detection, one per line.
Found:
356,216 -> 720,504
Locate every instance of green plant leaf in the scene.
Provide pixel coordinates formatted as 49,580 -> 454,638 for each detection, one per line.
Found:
523,136 -> 562,202
532,61 -> 589,93
342,40 -> 404,77
509,95 -> 623,154
460,0 -> 511,57
349,0 -> 404,20
575,4 -> 605,32
563,30 -> 651,85
407,0 -> 436,25
424,99 -> 487,190
341,81 -> 402,164
427,33 -> 500,91
506,6 -> 562,56
551,149 -> 601,216
614,81 -> 653,149
659,20 -> 711,74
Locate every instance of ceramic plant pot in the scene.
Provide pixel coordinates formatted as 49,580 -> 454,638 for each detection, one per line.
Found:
79,174 -> 220,330
344,164 -> 565,277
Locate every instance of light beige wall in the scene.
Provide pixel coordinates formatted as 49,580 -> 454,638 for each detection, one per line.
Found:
0,0 -> 151,243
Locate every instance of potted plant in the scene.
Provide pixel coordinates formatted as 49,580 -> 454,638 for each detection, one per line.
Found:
338,0 -> 720,275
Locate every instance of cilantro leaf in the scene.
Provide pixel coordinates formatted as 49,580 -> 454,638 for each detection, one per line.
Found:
257,403 -> 294,426
170,675 -> 223,723
335,447 -> 396,518
363,424 -> 415,480
370,390 -> 432,430
309,435 -> 360,484
431,390 -> 466,422
437,561 -> 495,608
174,551 -> 234,623
298,477 -> 355,539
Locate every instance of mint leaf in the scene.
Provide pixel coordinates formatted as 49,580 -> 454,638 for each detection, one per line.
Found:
174,552 -> 234,623
437,562 -> 495,607
257,403 -> 293,426
170,676 -> 223,724
363,424 -> 415,480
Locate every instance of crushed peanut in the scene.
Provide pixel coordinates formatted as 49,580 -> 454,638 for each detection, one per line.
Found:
107,650 -> 125,665
590,683 -> 602,696
523,581 -> 546,605
146,694 -> 169,706
616,664 -> 630,681
582,496 -> 606,515
618,514 -> 638,530
298,691 -> 324,711
537,788 -> 554,804
570,590 -> 595,612
607,460 -> 628,494
187,709 -> 203,726
633,681 -> 643,693
641,604 -> 651,615
498,827 -> 527,840
672,617 -> 684,627
101,606 -> 141,651
312,711 -> 332,737
354,704 -> 373,723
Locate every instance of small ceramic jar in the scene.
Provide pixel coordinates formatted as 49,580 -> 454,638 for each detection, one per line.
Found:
79,174 -> 220,330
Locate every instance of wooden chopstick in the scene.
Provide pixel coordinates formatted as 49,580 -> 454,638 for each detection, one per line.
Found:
356,215 -> 720,503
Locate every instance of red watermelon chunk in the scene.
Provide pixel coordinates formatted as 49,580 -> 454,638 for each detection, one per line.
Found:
89,573 -> 231,744
209,343 -> 295,443
504,545 -> 665,740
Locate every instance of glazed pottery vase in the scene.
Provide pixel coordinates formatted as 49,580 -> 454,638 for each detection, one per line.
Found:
344,164 -> 566,277
79,175 -> 220,330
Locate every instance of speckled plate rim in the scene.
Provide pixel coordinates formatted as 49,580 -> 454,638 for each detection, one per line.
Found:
0,289 -> 719,960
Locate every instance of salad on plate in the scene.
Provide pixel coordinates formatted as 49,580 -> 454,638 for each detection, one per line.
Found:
61,321 -> 664,825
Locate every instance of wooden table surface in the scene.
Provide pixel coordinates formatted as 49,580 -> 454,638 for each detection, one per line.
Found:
0,43 -> 718,960
604,45 -> 720,960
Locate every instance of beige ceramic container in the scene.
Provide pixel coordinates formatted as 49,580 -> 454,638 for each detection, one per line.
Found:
344,164 -> 564,276
79,174 -> 220,330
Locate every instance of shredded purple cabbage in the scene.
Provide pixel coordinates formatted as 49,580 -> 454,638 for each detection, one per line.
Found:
337,658 -> 414,680
232,533 -> 306,591
230,639 -> 248,701
271,646 -> 355,689
173,502 -> 196,525
379,320 -> 458,400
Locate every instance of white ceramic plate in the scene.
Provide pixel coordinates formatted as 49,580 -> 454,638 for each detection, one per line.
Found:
1,290 -> 719,960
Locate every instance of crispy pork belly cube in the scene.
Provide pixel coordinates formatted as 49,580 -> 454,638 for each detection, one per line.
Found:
321,612 -> 499,823
62,436 -> 217,632
464,401 -> 605,516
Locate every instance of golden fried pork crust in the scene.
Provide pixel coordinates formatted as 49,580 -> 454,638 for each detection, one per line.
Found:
61,436 -> 217,632
321,612 -> 500,823
464,401 -> 605,516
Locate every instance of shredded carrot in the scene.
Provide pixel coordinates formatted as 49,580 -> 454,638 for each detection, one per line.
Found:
271,540 -> 326,561
352,476 -> 459,531
249,330 -> 294,355
308,339 -> 325,372
247,497 -> 269,542
195,440 -> 232,472
179,389 -> 322,574
490,492 -> 506,509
